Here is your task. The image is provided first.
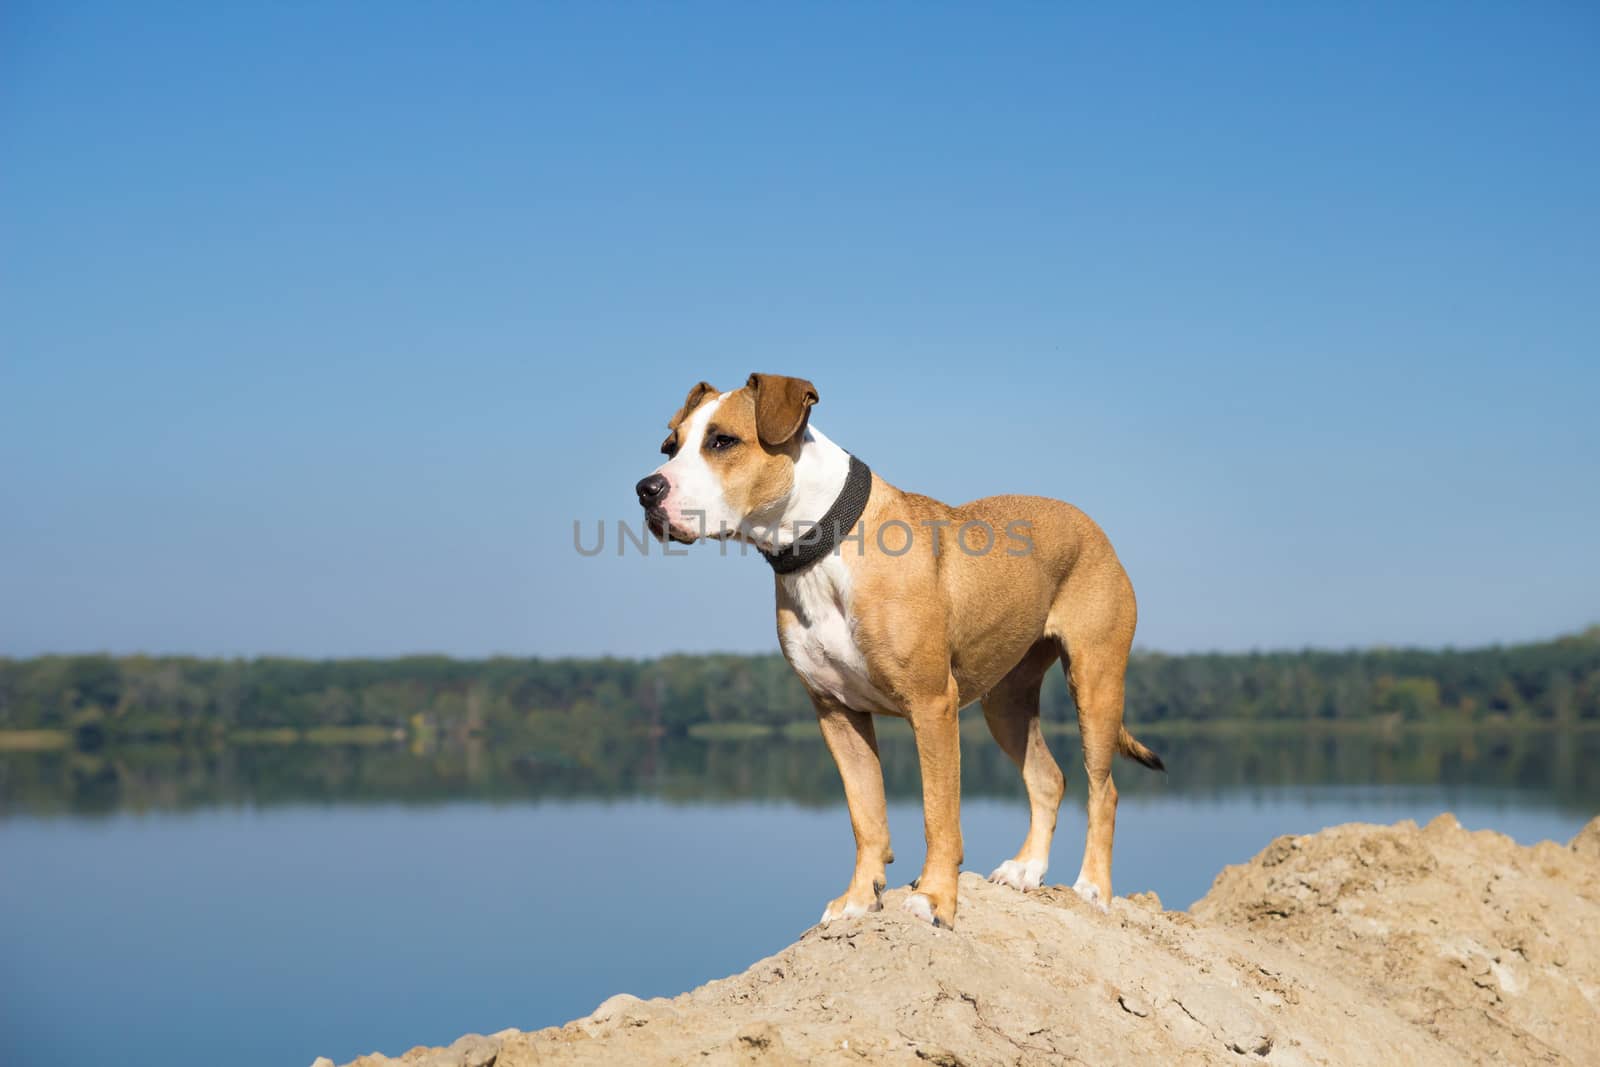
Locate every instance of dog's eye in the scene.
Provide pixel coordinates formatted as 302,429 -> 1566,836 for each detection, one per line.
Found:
660,434 -> 678,458
706,433 -> 740,451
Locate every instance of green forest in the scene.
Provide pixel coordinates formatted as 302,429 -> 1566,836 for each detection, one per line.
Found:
2,627 -> 1597,748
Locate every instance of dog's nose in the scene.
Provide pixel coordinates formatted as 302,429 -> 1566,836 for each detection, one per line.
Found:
635,474 -> 669,507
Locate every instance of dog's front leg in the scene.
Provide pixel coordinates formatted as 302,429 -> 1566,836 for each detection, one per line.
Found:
813,697 -> 893,923
905,673 -> 963,929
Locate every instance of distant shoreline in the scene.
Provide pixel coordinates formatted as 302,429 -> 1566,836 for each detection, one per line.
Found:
4,715 -> 1597,753
689,715 -> 1600,742
4,629 -> 1596,750
0,724 -> 404,751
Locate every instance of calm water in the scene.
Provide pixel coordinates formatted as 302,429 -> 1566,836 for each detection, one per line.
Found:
3,727 -> 1596,1067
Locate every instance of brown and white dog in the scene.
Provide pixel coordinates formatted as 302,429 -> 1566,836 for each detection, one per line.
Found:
635,373 -> 1164,929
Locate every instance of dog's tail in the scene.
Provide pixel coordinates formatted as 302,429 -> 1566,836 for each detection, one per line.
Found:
1117,726 -> 1166,772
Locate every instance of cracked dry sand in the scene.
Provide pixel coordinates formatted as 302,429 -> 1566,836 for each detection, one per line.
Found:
329,814 -> 1600,1067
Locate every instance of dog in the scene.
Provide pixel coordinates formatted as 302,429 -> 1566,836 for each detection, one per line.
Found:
635,373 -> 1163,929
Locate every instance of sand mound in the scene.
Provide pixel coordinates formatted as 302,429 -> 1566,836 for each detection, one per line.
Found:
327,814 -> 1600,1067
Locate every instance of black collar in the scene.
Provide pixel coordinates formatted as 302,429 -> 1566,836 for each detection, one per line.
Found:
760,455 -> 873,575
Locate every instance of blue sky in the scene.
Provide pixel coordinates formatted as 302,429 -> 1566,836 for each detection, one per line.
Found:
3,2 -> 1596,658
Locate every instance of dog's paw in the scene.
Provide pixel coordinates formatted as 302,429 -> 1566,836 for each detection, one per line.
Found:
901,892 -> 953,929
1072,875 -> 1110,912
819,897 -> 878,924
987,858 -> 1046,892
902,892 -> 936,925
819,881 -> 884,924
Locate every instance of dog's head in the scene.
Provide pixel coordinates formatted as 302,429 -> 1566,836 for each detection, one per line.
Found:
635,373 -> 819,543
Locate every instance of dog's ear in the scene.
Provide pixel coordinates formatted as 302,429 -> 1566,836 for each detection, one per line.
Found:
668,381 -> 716,431
746,373 -> 819,447
661,381 -> 715,455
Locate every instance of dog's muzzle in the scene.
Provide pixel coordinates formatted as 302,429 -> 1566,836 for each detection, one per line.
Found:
635,473 -> 684,541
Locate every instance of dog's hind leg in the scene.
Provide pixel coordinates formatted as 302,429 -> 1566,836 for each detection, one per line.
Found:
1056,622 -> 1134,911
1050,561 -> 1140,911
982,641 -> 1065,892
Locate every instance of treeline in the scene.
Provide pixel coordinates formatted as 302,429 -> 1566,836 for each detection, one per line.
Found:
1,628 -> 1598,744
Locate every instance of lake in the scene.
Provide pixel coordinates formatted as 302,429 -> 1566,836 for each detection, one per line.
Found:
3,725 -> 1596,1067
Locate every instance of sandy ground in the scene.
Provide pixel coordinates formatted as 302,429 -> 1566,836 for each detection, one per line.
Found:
324,814 -> 1600,1067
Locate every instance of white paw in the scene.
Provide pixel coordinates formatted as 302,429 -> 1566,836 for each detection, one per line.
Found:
819,900 -> 870,924
1072,875 -> 1109,912
987,858 -> 1047,892
901,892 -> 936,925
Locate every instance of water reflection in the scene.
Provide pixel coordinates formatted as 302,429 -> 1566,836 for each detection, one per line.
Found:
3,725 -> 1596,817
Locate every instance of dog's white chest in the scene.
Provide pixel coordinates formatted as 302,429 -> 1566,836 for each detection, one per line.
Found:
777,558 -> 895,714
